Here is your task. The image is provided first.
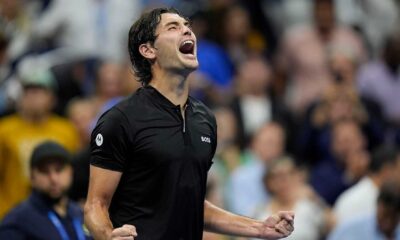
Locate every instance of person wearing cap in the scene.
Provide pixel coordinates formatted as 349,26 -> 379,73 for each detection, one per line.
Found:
0,141 -> 92,239
0,69 -> 79,219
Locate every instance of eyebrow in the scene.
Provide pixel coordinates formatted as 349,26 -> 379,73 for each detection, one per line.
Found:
164,20 -> 191,28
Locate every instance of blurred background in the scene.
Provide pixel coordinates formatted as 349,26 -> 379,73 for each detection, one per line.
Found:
0,0 -> 400,239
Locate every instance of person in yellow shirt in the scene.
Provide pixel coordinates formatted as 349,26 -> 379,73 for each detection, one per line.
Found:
0,69 -> 80,219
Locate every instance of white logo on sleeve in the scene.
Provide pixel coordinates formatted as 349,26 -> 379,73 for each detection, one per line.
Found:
95,133 -> 103,146
201,136 -> 211,143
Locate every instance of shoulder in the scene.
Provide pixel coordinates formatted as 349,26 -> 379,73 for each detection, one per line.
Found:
0,114 -> 21,132
100,90 -> 154,122
91,105 -> 133,144
98,105 -> 129,124
335,179 -> 363,203
335,177 -> 377,211
1,200 -> 32,226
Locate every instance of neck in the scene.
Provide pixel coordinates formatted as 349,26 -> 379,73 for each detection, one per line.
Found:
20,111 -> 49,124
53,196 -> 68,217
149,69 -> 190,110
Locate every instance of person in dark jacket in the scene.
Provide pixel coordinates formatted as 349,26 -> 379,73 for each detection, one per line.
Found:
0,141 -> 92,240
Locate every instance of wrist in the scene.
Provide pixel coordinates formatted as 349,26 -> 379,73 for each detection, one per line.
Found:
250,220 -> 265,238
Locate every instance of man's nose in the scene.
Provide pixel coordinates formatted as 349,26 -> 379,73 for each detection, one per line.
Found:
182,25 -> 192,36
48,170 -> 59,183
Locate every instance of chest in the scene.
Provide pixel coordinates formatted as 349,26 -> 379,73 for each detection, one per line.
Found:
128,111 -> 215,171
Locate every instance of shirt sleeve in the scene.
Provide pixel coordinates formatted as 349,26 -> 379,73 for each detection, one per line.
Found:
90,107 -> 133,172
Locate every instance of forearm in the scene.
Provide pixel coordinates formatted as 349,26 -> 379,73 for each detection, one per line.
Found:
84,200 -> 114,240
204,200 -> 264,238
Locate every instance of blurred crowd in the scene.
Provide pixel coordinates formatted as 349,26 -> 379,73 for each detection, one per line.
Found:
0,0 -> 400,239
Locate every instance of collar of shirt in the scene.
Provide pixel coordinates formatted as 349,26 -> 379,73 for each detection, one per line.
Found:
142,85 -> 192,111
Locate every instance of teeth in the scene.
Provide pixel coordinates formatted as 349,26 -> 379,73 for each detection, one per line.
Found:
182,40 -> 193,45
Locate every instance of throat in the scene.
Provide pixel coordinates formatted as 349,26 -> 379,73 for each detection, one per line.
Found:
53,197 -> 68,217
150,71 -> 190,107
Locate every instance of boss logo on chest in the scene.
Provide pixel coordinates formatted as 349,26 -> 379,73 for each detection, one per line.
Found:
201,136 -> 211,143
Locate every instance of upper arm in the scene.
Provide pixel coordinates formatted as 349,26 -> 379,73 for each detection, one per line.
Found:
86,165 -> 122,207
87,107 -> 132,207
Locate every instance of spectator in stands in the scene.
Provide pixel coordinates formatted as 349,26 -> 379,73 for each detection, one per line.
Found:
298,83 -> 378,166
0,141 -> 92,239
334,145 -> 400,225
279,0 -> 365,116
328,180 -> 400,240
357,31 -> 400,145
66,98 -> 96,206
227,122 -> 286,216
66,98 -> 96,150
0,68 -> 79,219
255,156 -> 331,240
327,47 -> 385,150
91,62 -> 124,115
310,119 -> 368,205
230,54 -> 291,149
88,61 -> 124,131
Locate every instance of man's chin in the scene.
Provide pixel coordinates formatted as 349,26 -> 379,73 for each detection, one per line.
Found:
35,190 -> 63,205
184,60 -> 199,71
179,54 -> 198,67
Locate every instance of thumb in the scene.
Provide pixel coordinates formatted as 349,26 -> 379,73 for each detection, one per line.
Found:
122,224 -> 138,236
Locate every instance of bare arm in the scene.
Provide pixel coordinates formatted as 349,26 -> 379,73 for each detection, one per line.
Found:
84,165 -> 136,240
204,200 -> 294,239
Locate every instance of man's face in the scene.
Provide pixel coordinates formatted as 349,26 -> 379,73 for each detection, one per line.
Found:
31,161 -> 72,200
152,13 -> 198,73
20,87 -> 54,117
332,122 -> 364,160
252,124 -> 285,164
97,63 -> 123,98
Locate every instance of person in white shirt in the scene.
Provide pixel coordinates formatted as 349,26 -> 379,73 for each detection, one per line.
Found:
334,145 -> 400,225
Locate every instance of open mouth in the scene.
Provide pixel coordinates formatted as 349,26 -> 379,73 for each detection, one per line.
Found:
179,40 -> 195,55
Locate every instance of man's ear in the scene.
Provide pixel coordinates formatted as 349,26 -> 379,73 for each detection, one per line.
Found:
139,42 -> 157,61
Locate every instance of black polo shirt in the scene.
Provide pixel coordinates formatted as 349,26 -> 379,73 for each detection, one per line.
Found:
90,86 -> 217,240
